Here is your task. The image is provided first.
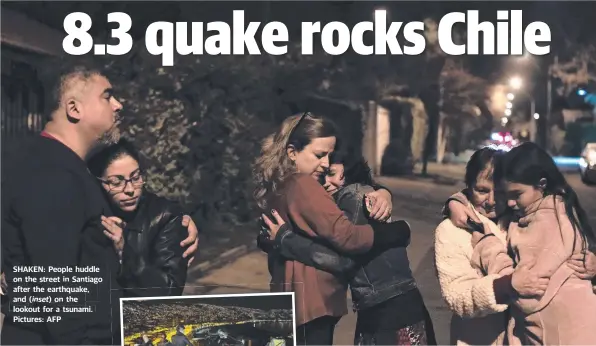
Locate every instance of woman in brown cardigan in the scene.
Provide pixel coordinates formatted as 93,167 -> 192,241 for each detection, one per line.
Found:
253,112 -> 412,345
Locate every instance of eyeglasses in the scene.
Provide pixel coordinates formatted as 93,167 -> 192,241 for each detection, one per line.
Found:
98,170 -> 145,192
286,112 -> 311,147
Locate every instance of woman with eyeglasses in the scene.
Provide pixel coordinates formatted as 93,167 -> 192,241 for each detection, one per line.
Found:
87,138 -> 189,297
253,113 -> 412,345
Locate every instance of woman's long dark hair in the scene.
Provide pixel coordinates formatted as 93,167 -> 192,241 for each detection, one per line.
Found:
329,145 -> 374,187
495,142 -> 595,252
87,138 -> 144,178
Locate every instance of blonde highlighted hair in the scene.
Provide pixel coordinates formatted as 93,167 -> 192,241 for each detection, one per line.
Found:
253,113 -> 338,209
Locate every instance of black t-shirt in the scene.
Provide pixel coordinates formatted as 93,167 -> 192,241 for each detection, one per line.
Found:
1,135 -> 123,344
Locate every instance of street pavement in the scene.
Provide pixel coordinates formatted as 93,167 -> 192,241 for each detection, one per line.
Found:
183,164 -> 596,345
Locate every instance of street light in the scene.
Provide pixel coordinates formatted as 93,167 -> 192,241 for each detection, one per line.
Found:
534,113 -> 540,120
501,117 -> 509,125
506,102 -> 513,109
510,76 -> 523,90
507,77 -> 536,140
507,93 -> 515,101
505,109 -> 512,116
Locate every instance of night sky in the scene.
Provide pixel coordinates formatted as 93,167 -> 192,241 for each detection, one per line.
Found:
4,1 -> 595,112
5,2 -> 596,72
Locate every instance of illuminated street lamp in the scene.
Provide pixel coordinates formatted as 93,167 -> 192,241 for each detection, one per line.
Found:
509,76 -> 523,90
504,109 -> 512,116
506,102 -> 513,109
507,93 -> 515,101
501,117 -> 509,125
533,113 -> 540,120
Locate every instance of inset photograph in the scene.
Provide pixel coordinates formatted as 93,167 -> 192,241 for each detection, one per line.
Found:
120,292 -> 295,346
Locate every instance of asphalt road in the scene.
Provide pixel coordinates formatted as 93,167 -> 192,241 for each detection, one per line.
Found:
182,172 -> 596,345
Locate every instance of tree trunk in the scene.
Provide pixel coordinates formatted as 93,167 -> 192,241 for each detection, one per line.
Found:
436,112 -> 449,163
420,84 -> 441,176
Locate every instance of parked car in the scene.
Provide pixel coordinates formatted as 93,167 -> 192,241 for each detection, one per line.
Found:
579,142 -> 596,184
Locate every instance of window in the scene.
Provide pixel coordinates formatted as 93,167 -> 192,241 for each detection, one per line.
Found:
1,57 -> 45,139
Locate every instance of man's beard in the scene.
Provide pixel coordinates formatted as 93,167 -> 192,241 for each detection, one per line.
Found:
98,126 -> 121,145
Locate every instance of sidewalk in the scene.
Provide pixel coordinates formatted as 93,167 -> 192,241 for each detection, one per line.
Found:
410,162 -> 466,183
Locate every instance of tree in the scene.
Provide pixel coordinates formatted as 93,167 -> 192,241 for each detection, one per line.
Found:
417,18 -> 449,175
437,59 -> 489,162
551,45 -> 596,95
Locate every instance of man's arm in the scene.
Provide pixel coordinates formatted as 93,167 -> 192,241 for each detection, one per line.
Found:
15,170 -> 88,343
179,215 -> 199,266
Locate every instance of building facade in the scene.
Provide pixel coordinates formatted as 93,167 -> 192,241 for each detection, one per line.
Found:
1,7 -> 63,159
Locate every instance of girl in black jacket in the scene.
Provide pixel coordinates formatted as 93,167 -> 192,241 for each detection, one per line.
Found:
88,139 -> 189,297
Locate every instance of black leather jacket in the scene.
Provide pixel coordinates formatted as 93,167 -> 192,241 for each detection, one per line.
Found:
261,183 -> 416,311
118,191 -> 189,297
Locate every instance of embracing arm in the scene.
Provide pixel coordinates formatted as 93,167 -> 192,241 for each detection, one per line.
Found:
370,182 -> 392,197
272,225 -> 358,276
119,214 -> 189,296
336,184 -> 375,225
434,221 -> 509,318
286,175 -> 375,254
255,183 -> 369,275
271,183 -> 381,272
441,189 -> 470,218
286,175 -> 410,255
471,235 -> 514,277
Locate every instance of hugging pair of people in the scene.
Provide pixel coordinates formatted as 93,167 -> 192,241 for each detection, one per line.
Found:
254,113 -> 435,345
436,143 -> 596,345
1,64 -> 197,345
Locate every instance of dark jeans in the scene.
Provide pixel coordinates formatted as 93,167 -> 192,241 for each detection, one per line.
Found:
354,289 -> 437,345
296,315 -> 341,345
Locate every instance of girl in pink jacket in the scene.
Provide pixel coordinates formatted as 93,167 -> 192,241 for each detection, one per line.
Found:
474,142 -> 596,345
